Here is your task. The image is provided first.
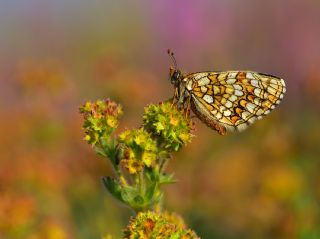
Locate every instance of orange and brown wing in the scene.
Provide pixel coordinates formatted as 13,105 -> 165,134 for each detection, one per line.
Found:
185,71 -> 286,134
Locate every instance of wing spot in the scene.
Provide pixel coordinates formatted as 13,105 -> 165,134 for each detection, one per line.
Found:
246,102 -> 257,114
231,115 -> 240,124
211,109 -> 218,115
216,112 -> 222,119
200,86 -> 207,93
254,88 -> 262,97
198,77 -> 210,86
229,95 -> 237,102
219,105 -> 226,112
235,107 -> 243,116
246,72 -> 255,79
225,101 -> 232,108
235,89 -> 244,96
241,111 -> 250,120
203,94 -> 213,103
225,87 -> 234,94
240,99 -> 247,108
227,78 -> 236,84
266,86 -> 277,96
251,79 -> 259,87
233,84 -> 242,90
256,109 -> 264,116
194,73 -> 208,80
213,86 -> 220,94
217,73 -> 228,81
254,97 -> 261,106
228,72 -> 237,78
262,100 -> 273,109
223,110 -> 232,117
270,79 -> 278,85
208,74 -> 218,81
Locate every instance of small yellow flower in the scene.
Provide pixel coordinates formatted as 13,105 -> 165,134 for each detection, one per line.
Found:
179,132 -> 190,142
122,159 -> 144,174
84,135 -> 91,141
169,115 -> 179,126
134,133 -> 147,146
155,122 -> 165,132
142,152 -> 156,167
106,116 -> 118,128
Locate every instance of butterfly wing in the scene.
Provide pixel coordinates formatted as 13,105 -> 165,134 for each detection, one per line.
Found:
185,71 -> 286,135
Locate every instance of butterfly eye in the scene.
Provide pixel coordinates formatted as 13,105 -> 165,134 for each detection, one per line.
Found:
171,71 -> 181,85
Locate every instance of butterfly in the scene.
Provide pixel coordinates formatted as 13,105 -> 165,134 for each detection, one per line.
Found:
168,50 -> 286,135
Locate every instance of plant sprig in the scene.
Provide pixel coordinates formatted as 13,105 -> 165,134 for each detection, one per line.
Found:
80,99 -> 198,238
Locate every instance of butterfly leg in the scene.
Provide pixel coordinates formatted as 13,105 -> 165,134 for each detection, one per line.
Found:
184,95 -> 191,118
171,87 -> 179,107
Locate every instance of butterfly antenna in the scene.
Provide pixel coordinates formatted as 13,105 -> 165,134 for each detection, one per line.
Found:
167,49 -> 177,70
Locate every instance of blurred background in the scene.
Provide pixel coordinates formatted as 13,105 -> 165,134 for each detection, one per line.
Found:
1,0 -> 320,238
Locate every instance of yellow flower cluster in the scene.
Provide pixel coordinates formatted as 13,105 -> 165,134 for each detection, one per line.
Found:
79,99 -> 123,146
118,129 -> 157,174
123,211 -> 199,239
143,102 -> 193,151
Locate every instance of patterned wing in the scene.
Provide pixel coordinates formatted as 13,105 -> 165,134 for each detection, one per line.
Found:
185,71 -> 286,135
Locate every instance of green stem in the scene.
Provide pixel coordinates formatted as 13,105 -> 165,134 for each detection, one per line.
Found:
159,153 -> 170,173
138,169 -> 144,195
100,137 -> 128,186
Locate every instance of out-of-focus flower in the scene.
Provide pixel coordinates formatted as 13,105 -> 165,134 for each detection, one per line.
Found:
17,60 -> 67,94
143,102 -> 193,152
101,235 -> 114,239
262,165 -> 304,200
79,99 -> 123,146
25,221 -> 68,239
118,128 -> 157,174
123,211 -> 199,239
0,194 -> 36,233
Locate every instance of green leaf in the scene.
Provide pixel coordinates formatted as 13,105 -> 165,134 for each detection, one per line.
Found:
159,173 -> 176,185
101,177 -> 124,203
144,181 -> 157,201
121,185 -> 140,204
94,146 -> 107,157
144,167 -> 158,182
121,186 -> 150,211
133,195 -> 144,205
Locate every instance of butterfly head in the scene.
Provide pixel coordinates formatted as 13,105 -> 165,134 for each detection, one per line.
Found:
168,49 -> 183,86
169,67 -> 183,85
